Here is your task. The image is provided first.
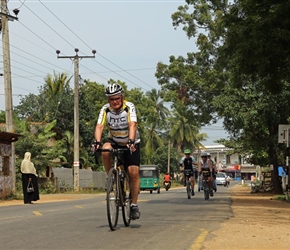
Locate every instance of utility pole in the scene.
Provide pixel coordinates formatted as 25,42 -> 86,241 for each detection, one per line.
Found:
56,49 -> 96,191
1,1 -> 19,191
167,140 -> 170,174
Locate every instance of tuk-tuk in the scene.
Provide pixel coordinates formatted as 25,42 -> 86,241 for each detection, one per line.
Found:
139,165 -> 160,194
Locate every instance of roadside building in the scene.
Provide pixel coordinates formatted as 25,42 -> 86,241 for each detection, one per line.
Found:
0,131 -> 21,198
193,144 -> 258,180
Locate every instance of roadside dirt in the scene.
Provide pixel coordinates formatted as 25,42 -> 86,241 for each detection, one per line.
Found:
203,184 -> 290,250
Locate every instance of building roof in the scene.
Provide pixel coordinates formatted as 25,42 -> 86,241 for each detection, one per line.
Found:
194,144 -> 232,153
0,131 -> 22,144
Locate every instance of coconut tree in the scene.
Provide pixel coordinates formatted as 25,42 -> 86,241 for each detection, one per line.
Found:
143,89 -> 170,162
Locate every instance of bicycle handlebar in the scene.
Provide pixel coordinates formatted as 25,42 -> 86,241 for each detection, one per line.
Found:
96,148 -> 130,153
95,147 -> 132,156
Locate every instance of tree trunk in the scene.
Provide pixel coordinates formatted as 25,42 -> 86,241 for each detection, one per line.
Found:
268,141 -> 283,194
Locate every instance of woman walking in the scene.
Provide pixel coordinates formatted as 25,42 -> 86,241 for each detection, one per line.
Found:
21,152 -> 40,204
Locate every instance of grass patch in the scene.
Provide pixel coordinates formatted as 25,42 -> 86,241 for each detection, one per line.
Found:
273,194 -> 290,203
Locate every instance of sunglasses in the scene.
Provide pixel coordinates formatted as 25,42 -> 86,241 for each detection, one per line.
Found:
109,97 -> 121,102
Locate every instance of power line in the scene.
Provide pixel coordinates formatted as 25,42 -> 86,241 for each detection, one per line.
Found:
38,0 -> 155,90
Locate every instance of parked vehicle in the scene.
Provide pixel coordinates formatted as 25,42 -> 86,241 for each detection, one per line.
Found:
216,172 -> 227,185
139,165 -> 160,194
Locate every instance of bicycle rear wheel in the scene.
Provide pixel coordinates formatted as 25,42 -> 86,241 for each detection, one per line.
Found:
121,171 -> 132,227
106,168 -> 119,231
186,181 -> 191,199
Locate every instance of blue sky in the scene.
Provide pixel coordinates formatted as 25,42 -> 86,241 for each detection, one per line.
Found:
1,0 -> 228,144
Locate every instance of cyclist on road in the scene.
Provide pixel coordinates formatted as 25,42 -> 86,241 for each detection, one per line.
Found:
180,149 -> 197,196
207,152 -> 217,192
225,175 -> 231,186
93,83 -> 141,220
199,151 -> 214,196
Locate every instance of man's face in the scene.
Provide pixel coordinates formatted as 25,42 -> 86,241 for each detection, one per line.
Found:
185,154 -> 190,158
201,156 -> 207,162
108,94 -> 123,110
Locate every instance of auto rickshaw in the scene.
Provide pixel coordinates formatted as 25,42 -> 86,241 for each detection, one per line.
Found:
139,165 -> 160,194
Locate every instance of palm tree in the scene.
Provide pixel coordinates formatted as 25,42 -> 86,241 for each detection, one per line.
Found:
143,89 -> 170,161
145,89 -> 169,129
60,130 -> 74,167
44,72 -> 72,99
168,100 -> 206,152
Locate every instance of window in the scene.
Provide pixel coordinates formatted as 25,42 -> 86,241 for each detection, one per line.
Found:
140,170 -> 153,178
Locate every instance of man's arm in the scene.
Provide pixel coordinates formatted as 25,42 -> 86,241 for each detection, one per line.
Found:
198,159 -> 201,173
208,159 -> 213,174
128,121 -> 137,141
95,123 -> 104,142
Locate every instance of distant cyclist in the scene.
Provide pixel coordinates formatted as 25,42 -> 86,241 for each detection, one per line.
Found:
207,152 -> 217,192
180,149 -> 197,196
199,151 -> 214,196
93,83 -> 141,220
225,175 -> 231,187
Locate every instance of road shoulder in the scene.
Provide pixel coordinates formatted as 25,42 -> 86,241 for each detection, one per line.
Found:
202,183 -> 290,250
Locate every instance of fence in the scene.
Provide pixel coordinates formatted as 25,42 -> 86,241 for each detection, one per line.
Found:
47,168 -> 107,190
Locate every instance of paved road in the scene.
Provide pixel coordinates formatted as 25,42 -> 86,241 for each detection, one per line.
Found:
0,184 -> 234,250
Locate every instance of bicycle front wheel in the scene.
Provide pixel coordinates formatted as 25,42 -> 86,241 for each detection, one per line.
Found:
106,168 -> 119,231
121,171 -> 132,227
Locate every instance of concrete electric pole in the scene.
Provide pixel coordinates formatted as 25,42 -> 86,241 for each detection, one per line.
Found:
1,1 -> 19,191
56,49 -> 96,191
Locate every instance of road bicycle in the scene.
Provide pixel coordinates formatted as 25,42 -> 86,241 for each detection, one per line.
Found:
202,170 -> 210,200
182,169 -> 193,199
97,148 -> 132,231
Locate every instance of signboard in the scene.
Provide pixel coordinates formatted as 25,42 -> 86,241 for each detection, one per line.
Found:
278,125 -> 290,143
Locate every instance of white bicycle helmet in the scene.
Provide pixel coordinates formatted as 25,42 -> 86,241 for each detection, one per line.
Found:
201,152 -> 208,157
105,83 -> 124,97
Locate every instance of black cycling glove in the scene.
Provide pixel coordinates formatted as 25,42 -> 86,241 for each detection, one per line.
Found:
128,139 -> 135,147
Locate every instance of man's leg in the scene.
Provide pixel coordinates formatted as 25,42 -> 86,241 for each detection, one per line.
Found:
190,176 -> 195,196
128,165 -> 140,219
128,165 -> 140,204
101,142 -> 113,174
209,177 -> 214,196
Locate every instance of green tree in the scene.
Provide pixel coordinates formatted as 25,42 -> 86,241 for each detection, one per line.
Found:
161,0 -> 290,194
142,89 -> 169,162
220,0 -> 290,93
0,110 -> 5,123
15,72 -> 74,138
15,120 -> 57,174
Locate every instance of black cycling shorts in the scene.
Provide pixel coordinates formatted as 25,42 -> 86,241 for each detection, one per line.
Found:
201,168 -> 210,177
103,138 -> 140,168
183,168 -> 194,177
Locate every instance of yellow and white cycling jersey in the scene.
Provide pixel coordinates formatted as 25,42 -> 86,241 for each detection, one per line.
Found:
97,100 -> 140,146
